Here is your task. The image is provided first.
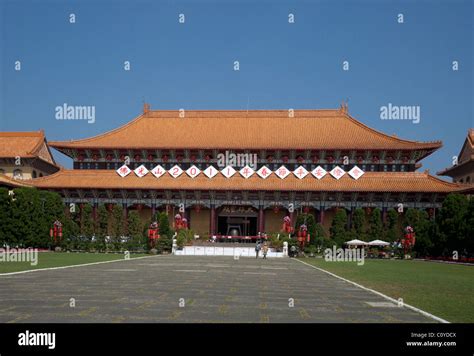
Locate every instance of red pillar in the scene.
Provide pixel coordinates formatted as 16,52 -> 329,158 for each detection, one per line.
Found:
319,208 -> 325,224
151,204 -> 156,220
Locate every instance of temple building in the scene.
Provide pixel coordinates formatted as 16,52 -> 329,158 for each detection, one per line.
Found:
437,129 -> 474,185
0,131 -> 59,187
25,104 -> 465,237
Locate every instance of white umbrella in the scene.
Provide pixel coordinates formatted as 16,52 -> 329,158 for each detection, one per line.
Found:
345,239 -> 368,246
368,239 -> 390,246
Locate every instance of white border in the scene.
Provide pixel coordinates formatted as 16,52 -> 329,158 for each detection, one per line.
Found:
294,258 -> 450,324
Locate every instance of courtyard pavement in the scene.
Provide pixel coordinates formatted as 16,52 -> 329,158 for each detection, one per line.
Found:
0,256 -> 435,323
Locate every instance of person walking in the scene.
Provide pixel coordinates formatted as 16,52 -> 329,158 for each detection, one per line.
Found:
262,241 -> 268,259
255,240 -> 261,258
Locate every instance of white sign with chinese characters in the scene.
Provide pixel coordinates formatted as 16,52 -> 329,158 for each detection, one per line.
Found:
134,165 -> 149,178
311,166 -> 327,180
329,166 -> 346,180
151,165 -> 166,178
116,164 -> 131,177
239,165 -> 255,179
115,164 -> 364,181
256,166 -> 272,179
348,165 -> 365,180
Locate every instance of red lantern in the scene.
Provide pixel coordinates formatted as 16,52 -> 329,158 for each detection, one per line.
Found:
312,155 -> 319,163
267,155 -> 274,163
162,155 -> 169,163
147,154 -> 154,161
77,154 -> 84,162
190,155 -> 197,162
303,206 -> 310,214
148,221 -> 160,248
176,155 -> 183,162
387,156 -> 394,163
134,154 -> 141,162
282,155 -> 289,163
357,156 -> 364,164
372,156 -> 379,163
327,156 -> 334,163
92,153 -> 98,161
297,156 -> 304,163
106,154 -> 113,161
205,154 -> 211,162
281,216 -> 293,234
402,156 -> 409,163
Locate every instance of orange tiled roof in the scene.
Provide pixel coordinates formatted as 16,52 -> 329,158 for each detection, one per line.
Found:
0,131 -> 58,167
49,109 -> 442,152
0,174 -> 34,188
29,169 -> 462,193
0,131 -> 45,157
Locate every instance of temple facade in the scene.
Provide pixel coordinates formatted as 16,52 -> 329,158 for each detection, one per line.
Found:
27,104 -> 465,237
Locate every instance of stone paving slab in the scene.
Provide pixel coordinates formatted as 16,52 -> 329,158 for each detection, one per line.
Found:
0,256 -> 436,323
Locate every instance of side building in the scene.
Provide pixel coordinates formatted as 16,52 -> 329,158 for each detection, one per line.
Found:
0,131 -> 60,181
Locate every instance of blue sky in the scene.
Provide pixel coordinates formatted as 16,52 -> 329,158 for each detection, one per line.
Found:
1,0 -> 472,176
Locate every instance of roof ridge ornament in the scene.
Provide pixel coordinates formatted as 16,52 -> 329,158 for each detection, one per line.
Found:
340,100 -> 349,114
143,102 -> 150,115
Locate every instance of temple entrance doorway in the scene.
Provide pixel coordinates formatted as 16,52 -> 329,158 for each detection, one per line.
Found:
217,206 -> 258,237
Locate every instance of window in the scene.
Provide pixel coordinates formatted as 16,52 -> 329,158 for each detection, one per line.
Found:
13,169 -> 23,179
383,165 -> 388,172
0,168 -> 5,175
32,170 -> 37,178
467,176 -> 471,184
400,165 -> 406,172
392,165 -> 397,172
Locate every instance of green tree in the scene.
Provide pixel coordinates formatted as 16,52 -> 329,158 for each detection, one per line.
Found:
0,188 -> 12,247
330,209 -> 348,247
111,204 -> 125,251
384,209 -> 401,242
94,204 -> 108,252
434,194 -> 469,256
404,208 -> 432,257
351,208 -> 366,241
79,204 -> 94,251
156,212 -> 173,253
127,210 -> 144,251
368,208 -> 383,241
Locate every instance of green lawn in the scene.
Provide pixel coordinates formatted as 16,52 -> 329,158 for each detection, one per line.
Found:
299,258 -> 474,323
0,252 -> 148,274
